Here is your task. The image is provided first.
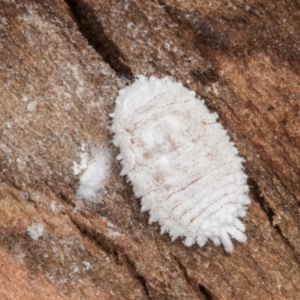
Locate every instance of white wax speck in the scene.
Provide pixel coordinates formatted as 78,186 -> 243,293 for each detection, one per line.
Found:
27,101 -> 38,111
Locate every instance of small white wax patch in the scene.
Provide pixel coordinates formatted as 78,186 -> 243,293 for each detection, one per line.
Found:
27,223 -> 44,240
111,75 -> 250,253
76,147 -> 111,202
27,101 -> 38,111
22,96 -> 29,102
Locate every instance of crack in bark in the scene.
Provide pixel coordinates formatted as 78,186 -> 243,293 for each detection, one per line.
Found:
41,182 -> 149,297
172,254 -> 211,300
248,178 -> 297,256
68,214 -> 121,259
122,253 -> 151,299
64,0 -> 133,77
198,284 -> 213,300
67,215 -> 151,299
157,0 -> 181,23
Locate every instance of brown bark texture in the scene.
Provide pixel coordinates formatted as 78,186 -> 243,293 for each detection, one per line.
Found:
1,0 -> 300,299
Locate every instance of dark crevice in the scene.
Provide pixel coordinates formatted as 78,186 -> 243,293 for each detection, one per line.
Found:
248,178 -> 275,225
248,178 -> 296,254
172,254 -> 210,299
43,180 -> 77,209
122,254 -> 151,299
192,67 -> 219,86
64,0 -> 133,77
59,191 -> 76,208
198,284 -> 213,300
158,0 -> 190,33
68,214 -> 120,258
67,215 -> 150,299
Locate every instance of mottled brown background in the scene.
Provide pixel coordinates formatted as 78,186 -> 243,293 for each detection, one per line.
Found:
1,0 -> 300,299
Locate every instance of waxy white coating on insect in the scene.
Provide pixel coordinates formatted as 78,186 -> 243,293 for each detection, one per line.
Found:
111,75 -> 250,253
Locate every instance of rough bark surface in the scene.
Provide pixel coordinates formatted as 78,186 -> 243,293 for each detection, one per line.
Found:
1,0 -> 300,299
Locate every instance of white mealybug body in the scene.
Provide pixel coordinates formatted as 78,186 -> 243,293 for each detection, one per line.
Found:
111,75 -> 250,253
